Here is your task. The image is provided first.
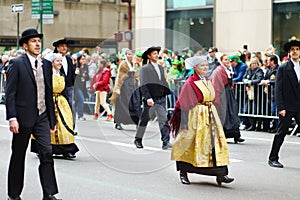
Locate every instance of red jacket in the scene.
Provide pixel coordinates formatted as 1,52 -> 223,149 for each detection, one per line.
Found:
90,67 -> 112,92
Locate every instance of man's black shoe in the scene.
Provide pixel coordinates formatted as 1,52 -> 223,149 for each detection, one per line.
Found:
162,142 -> 172,150
234,137 -> 245,144
8,196 -> 22,200
63,153 -> 76,159
115,124 -> 124,130
42,195 -> 61,200
134,139 -> 143,148
268,160 -> 284,168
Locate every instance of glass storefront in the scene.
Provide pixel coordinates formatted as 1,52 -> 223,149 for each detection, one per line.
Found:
273,1 -> 300,58
166,0 -> 213,52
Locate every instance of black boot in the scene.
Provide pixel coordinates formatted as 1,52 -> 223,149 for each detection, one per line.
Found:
216,175 -> 234,186
179,171 -> 190,184
234,137 -> 245,144
115,123 -> 123,130
134,138 -> 143,148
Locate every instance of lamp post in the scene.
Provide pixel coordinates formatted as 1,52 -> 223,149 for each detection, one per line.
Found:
121,0 -> 132,49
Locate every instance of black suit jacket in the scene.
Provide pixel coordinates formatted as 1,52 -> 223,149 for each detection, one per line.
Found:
5,54 -> 56,128
275,60 -> 300,112
140,63 -> 170,101
60,55 -> 75,87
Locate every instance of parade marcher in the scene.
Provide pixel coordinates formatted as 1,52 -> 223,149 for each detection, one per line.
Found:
31,53 -> 79,159
211,54 -> 245,143
134,46 -> 172,149
268,39 -> 300,168
53,38 -> 77,135
5,28 -> 61,200
110,48 -> 140,130
170,56 -> 234,185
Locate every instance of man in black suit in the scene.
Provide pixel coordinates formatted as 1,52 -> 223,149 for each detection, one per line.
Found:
134,46 -> 172,150
5,28 -> 61,200
53,39 -> 77,137
268,39 -> 300,168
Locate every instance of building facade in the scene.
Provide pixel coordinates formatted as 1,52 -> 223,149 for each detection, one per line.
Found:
136,0 -> 300,58
0,0 -> 135,53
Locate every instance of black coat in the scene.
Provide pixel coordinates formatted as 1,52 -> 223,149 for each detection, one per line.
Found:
276,60 -> 300,112
115,71 -> 141,125
5,54 -> 56,128
60,55 -> 76,87
140,63 -> 170,100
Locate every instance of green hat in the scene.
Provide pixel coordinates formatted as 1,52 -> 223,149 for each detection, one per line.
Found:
172,60 -> 180,65
135,51 -> 143,57
229,55 -> 242,63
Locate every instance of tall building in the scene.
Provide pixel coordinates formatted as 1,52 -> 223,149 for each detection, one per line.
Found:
136,0 -> 300,58
0,0 -> 135,53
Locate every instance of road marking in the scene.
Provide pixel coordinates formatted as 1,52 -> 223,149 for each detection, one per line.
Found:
244,136 -> 300,145
77,136 -> 243,162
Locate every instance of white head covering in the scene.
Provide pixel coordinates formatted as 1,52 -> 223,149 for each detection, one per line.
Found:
45,52 -> 62,62
185,56 -> 207,70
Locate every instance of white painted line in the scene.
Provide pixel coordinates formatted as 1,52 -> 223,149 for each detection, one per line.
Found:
77,136 -> 164,152
77,136 -> 243,162
244,136 -> 300,145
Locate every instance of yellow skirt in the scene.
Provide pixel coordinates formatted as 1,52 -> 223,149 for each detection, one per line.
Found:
171,104 -> 229,168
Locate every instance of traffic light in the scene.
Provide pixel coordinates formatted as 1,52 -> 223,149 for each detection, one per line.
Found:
114,32 -> 123,42
121,0 -> 131,3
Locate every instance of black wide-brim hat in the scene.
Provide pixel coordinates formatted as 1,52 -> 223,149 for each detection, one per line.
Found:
283,40 -> 300,52
52,38 -> 68,47
19,28 -> 43,46
142,46 -> 161,61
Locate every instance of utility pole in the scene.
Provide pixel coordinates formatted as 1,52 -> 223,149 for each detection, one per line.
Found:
39,0 -> 43,49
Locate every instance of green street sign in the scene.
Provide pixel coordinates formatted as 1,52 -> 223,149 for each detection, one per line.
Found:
31,0 -> 53,24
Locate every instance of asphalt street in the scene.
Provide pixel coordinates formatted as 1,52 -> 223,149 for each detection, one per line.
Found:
1,104 -> 300,200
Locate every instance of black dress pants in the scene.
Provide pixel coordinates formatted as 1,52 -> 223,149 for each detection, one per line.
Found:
8,112 -> 58,197
269,110 -> 300,161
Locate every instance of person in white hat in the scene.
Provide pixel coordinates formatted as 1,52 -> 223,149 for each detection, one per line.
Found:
170,56 -> 234,185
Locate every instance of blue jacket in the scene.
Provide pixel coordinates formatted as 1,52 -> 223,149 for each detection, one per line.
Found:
233,62 -> 247,82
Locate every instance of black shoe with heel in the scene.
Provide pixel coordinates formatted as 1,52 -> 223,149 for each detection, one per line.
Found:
115,123 -> 123,130
134,138 -> 143,148
179,171 -> 190,184
216,175 -> 234,186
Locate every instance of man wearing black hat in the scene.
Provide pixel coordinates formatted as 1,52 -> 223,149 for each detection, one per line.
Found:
134,46 -> 172,149
5,28 -> 61,199
268,39 -> 300,168
53,38 -> 77,136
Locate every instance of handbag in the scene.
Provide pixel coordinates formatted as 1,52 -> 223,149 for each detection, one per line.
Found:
246,85 -> 254,100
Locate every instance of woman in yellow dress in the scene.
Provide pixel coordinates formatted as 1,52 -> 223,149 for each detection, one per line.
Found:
169,56 -> 234,185
31,53 -> 79,159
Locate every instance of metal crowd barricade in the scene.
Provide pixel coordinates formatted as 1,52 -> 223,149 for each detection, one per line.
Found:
234,82 -> 278,119
172,80 -> 300,136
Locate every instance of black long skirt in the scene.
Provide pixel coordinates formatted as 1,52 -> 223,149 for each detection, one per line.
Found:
176,161 -> 228,177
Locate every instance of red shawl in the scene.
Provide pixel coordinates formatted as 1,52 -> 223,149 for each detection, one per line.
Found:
169,74 -> 204,135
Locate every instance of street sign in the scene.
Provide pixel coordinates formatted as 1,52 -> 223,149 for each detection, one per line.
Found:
11,4 -> 24,13
31,0 -> 54,24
